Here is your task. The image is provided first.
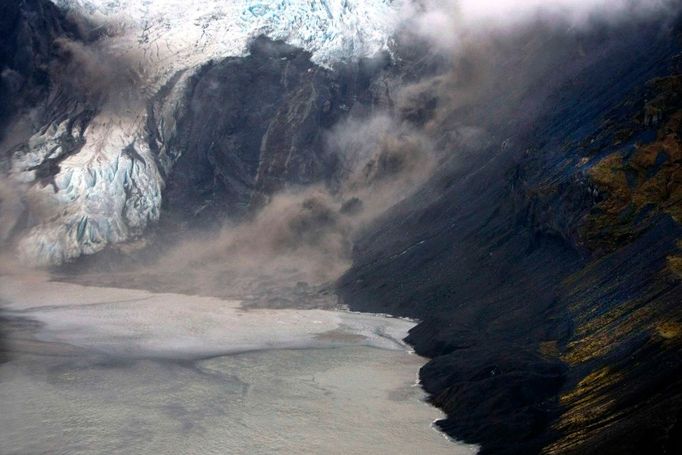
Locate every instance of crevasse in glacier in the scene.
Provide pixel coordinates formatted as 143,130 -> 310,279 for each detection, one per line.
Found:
10,0 -> 402,265
13,113 -> 163,265
55,0 -> 400,69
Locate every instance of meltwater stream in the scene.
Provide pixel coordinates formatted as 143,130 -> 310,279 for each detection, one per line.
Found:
0,275 -> 478,454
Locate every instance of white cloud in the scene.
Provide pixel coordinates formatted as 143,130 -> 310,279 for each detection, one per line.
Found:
403,0 -> 676,51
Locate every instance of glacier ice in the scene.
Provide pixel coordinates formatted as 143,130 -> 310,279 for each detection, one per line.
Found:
9,0 -> 403,265
54,0 -> 401,69
13,113 -> 163,265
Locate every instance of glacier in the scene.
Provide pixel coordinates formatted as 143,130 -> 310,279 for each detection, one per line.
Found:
8,0 -> 403,265
54,0 -> 401,70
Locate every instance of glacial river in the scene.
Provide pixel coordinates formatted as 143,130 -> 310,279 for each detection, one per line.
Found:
0,275 -> 477,455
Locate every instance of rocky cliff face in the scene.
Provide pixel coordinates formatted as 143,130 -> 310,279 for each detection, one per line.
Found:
338,14 -> 682,455
157,38 -> 391,227
0,0 -> 77,140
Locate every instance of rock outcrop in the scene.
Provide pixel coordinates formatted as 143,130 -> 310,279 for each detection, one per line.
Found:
338,14 -> 682,455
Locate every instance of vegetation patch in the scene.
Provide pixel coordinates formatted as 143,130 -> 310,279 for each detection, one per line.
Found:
582,76 -> 682,254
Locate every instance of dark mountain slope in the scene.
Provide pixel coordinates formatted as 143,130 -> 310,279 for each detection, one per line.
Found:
156,37 -> 392,227
338,16 -> 682,455
0,0 -> 80,146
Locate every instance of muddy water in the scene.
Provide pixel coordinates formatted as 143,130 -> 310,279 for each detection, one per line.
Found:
0,276 -> 478,455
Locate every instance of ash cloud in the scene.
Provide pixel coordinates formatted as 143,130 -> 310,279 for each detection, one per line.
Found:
70,110 -> 441,307
327,113 -> 437,205
5,0 -> 680,309
401,0 -> 677,54
0,181 -> 24,246
49,32 -> 146,113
